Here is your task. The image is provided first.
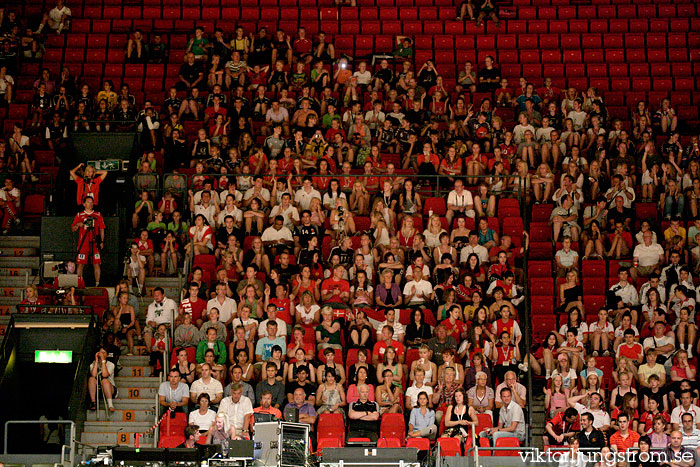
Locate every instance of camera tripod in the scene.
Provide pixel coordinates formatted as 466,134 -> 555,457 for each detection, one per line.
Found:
77,220 -> 101,283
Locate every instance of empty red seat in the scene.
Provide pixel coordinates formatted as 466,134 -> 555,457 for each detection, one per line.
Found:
380,414 -> 406,444
437,438 -> 462,457
530,278 -> 554,296
495,437 -> 521,456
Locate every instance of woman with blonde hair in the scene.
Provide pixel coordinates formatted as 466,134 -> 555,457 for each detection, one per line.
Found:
206,412 -> 237,444
423,215 -> 447,249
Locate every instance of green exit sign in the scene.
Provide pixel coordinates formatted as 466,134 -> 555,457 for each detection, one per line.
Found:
88,160 -> 121,171
35,350 -> 73,363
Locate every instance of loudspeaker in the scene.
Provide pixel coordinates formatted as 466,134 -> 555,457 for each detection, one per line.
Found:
284,405 -> 299,423
40,216 -> 122,283
321,447 -> 419,464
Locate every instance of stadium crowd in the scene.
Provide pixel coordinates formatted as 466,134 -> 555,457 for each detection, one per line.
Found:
3,0 -> 700,459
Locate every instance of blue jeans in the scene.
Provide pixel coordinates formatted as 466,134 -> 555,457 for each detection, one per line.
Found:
664,195 -> 685,219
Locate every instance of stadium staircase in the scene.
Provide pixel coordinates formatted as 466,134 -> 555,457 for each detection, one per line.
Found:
80,276 -> 180,449
81,353 -> 159,448
0,236 -> 41,334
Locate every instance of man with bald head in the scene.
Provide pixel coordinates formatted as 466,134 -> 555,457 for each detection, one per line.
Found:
284,388 -> 317,429
348,384 -> 380,442
661,430 -> 695,467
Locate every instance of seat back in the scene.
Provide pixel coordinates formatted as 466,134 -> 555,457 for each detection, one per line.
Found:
406,437 -> 430,451
379,413 -> 406,442
377,437 -> 402,448
437,437 -> 461,456
494,437 -> 521,456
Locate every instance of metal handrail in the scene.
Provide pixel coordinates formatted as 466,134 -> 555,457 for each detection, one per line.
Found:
14,304 -> 94,314
4,419 -> 75,465
154,333 -> 170,448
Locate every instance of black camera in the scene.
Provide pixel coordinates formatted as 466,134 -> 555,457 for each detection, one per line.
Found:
83,216 -> 94,229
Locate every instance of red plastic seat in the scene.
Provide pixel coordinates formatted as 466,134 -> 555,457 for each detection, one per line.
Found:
159,435 -> 186,448
583,295 -> 606,316
582,277 -> 606,296
495,437 -> 521,456
377,438 -> 402,448
380,413 -> 406,445
530,278 -> 554,296
406,438 -> 431,451
318,413 -> 345,446
23,194 -> 45,220
437,437 -> 462,457
317,437 -> 342,454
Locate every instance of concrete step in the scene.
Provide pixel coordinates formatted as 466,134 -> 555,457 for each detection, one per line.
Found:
0,267 -> 33,277
118,345 -> 151,357
144,277 -> 181,287
0,236 -> 41,248
81,430 -> 155,447
0,257 -> 39,268
115,386 -> 159,400
87,408 -> 156,422
0,296 -> 21,315
1,247 -> 39,257
118,355 -> 150,366
0,276 -> 39,287
115,376 -> 161,388
120,365 -> 154,377
112,399 -> 158,410
85,420 -> 155,431
0,287 -> 28,298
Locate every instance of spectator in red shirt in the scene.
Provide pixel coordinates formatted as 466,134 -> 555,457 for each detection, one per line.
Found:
537,77 -> 561,107
616,328 -> 644,364
544,407 -> 580,446
19,284 -> 44,313
70,163 -> 108,207
321,264 -> 350,306
416,143 -> 439,176
71,196 -> 106,286
609,412 -> 640,453
372,325 -> 406,365
440,306 -> 468,341
292,27 -> 313,64
180,281 -> 207,328
136,229 -> 155,276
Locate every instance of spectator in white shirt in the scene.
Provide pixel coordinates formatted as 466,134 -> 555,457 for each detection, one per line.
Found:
207,282 -> 237,325
294,176 -> 322,211
261,216 -> 294,256
217,383 -> 254,437
632,230 -> 665,280
446,179 -> 475,224
643,322 -> 676,364
671,391 -> 700,430
269,193 -> 300,230
258,304 -> 288,338
189,393 -> 217,433
460,230 -> 489,265
190,363 -> 224,406
403,269 -> 434,307
144,287 -> 178,349
555,236 -> 579,277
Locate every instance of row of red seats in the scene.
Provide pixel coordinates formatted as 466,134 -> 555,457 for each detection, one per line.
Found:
66,3 -> 700,21
516,0 -> 692,5
46,30 -> 700,53
158,412 -> 504,456
63,16 -> 700,36
514,3 -> 699,19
